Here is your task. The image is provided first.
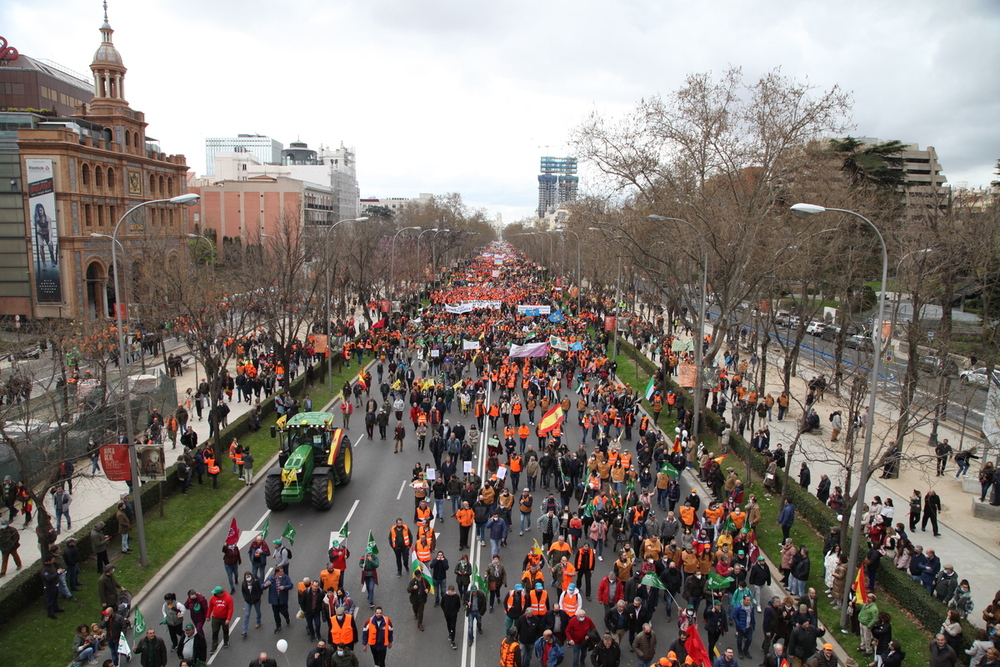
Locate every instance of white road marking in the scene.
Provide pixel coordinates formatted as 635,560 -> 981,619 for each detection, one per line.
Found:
463,374 -> 493,667
237,510 -> 271,549
396,479 -> 407,501
329,499 -> 360,548
205,617 -> 241,665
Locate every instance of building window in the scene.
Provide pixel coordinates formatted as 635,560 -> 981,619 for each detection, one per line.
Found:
81,163 -> 91,188
125,132 -> 130,147
95,166 -> 104,189
85,204 -> 93,227
107,167 -> 115,192
158,176 -> 165,196
97,204 -> 105,227
149,173 -> 155,194
167,177 -> 173,196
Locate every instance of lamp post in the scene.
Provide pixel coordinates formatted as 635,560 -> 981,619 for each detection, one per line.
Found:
416,228 -> 440,281
321,217 -> 368,391
791,203 -> 889,629
649,215 -> 709,443
389,226 -> 420,304
90,192 -> 199,568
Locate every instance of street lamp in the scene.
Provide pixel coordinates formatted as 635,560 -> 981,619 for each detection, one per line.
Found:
649,215 -> 709,444
548,229 -> 582,314
91,191 -> 200,568
791,202 -> 888,629
321,217 -> 368,391
389,226 -> 420,304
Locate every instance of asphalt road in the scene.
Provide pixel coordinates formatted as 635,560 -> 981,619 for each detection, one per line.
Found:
130,377 -> 795,667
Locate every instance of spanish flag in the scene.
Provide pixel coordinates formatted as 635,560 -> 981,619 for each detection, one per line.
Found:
713,453 -> 728,465
853,562 -> 867,604
356,371 -> 368,392
537,405 -> 564,436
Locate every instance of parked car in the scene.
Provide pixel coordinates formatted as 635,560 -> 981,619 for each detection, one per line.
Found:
958,367 -> 1000,388
820,325 -> 841,342
7,345 -> 41,361
919,355 -> 960,376
845,333 -> 873,351
806,321 -> 826,336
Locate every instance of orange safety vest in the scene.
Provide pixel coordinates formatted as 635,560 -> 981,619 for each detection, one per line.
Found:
679,505 -> 696,526
415,506 -> 432,522
620,452 -> 632,469
500,639 -> 521,667
518,425 -> 530,440
509,456 -> 522,473
512,402 -> 522,415
389,525 -> 411,549
528,589 -> 549,614
234,451 -> 243,466
329,613 -> 355,645
560,590 -> 581,615
417,413 -> 427,425
206,456 -> 220,475
364,616 -> 392,645
415,541 -> 432,563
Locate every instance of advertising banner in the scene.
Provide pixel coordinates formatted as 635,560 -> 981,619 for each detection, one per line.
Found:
137,444 -> 166,481
25,158 -> 62,303
99,444 -> 132,482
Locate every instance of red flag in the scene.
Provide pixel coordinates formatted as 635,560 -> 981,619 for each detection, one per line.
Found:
853,562 -> 867,605
684,626 -> 712,667
537,405 -> 564,435
226,518 -> 240,545
372,318 -> 386,329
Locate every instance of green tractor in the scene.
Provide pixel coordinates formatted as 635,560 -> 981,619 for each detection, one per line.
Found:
265,411 -> 353,511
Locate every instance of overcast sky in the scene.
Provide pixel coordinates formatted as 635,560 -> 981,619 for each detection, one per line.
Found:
4,0 -> 998,223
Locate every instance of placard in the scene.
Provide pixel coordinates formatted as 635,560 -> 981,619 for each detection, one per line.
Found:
425,468 -> 436,481
137,444 -> 166,481
463,461 -> 473,473
99,444 -> 132,482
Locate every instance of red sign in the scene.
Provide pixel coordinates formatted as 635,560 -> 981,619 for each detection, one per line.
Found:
604,316 -> 616,332
555,277 -> 562,287
99,444 -> 132,482
379,300 -> 391,313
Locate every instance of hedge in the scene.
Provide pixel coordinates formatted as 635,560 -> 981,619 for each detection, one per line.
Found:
0,349 -> 345,624
613,331 -> 978,659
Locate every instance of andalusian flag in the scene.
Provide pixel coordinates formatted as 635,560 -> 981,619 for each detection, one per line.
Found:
537,405 -> 564,435
853,564 -> 867,604
659,462 -> 680,478
641,572 -> 667,590
410,551 -> 435,594
644,377 -> 656,401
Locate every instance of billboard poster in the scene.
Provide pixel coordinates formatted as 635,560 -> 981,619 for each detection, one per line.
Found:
25,158 -> 62,303
137,444 -> 166,481
99,444 -> 132,482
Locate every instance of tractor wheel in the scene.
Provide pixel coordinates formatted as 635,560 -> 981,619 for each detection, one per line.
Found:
310,470 -> 335,511
335,437 -> 354,486
264,474 -> 287,511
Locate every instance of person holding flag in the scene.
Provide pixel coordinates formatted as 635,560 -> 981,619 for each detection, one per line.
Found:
359,532 -> 380,608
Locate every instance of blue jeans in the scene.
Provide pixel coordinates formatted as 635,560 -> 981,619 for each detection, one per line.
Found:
305,611 -> 322,639
451,496 -> 462,514
225,564 -> 240,591
121,533 -> 130,552
251,561 -> 266,582
364,576 -> 376,605
736,628 -> 754,655
592,538 -> 603,559
55,508 -> 70,532
434,579 -> 447,604
77,645 -> 96,662
468,610 -> 482,641
435,498 -> 445,520
476,524 -> 486,543
956,461 -> 970,477
521,512 -> 532,533
490,538 -> 503,557
242,600 -> 262,633
572,643 -> 585,667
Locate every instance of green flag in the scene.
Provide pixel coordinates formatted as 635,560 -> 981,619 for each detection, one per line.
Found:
133,607 -> 146,635
332,522 -> 349,547
644,377 -> 656,401
641,572 -> 667,590
707,571 -> 734,590
720,516 -> 737,534
659,463 -> 680,478
259,517 -> 270,541
282,522 -> 297,547
471,564 -> 487,592
366,530 -> 379,555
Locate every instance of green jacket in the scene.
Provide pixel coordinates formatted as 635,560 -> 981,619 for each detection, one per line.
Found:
858,602 -> 879,627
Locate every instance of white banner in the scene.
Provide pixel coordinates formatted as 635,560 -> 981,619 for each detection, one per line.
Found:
517,304 -> 552,315
463,340 -> 480,350
549,336 -> 569,351
445,300 -> 501,314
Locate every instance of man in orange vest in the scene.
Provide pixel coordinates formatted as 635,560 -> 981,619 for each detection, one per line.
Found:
329,604 -> 359,649
205,449 -> 220,489
388,519 -> 411,577
361,606 -> 392,667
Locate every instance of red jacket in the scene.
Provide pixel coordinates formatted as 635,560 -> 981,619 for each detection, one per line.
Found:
597,575 -> 624,607
566,615 -> 596,645
208,591 -> 233,621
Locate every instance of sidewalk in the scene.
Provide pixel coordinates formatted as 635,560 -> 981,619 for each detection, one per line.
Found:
0,340 -> 256,592
651,320 -> 1000,626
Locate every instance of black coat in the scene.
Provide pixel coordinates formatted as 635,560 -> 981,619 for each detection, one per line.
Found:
176,631 -> 207,662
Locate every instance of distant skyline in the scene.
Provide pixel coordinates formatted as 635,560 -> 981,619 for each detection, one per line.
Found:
3,0 -> 997,223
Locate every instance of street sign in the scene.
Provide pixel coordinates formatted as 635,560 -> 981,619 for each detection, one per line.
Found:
927,331 -> 935,340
